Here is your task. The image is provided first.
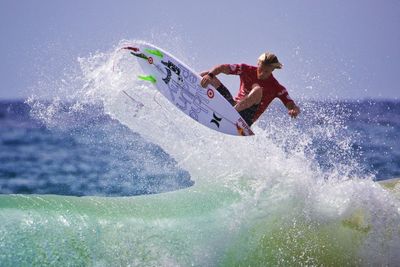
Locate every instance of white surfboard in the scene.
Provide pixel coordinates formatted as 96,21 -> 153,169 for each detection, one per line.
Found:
122,43 -> 254,136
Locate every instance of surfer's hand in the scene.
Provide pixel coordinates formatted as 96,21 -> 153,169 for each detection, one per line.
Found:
200,73 -> 212,88
288,106 -> 300,118
200,71 -> 209,77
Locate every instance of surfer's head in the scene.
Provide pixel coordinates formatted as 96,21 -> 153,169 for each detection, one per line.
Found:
257,52 -> 282,80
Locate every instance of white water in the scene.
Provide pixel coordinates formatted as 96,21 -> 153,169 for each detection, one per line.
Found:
11,39 -> 400,265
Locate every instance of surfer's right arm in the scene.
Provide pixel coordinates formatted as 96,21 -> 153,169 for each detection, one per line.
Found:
200,65 -> 231,88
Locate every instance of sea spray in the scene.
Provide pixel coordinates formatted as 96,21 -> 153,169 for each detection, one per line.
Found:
8,39 -> 400,265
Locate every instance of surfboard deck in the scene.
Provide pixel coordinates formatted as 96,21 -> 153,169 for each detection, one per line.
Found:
122,43 -> 254,136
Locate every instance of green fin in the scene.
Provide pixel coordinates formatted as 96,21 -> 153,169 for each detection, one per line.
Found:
138,75 -> 156,84
145,49 -> 164,58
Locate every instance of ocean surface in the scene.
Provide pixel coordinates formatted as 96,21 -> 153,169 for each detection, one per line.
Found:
0,99 -> 399,197
1,42 -> 400,266
0,100 -> 193,196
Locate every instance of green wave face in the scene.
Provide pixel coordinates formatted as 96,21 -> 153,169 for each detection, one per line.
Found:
2,180 -> 399,266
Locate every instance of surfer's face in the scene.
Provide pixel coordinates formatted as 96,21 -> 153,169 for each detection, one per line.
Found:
257,62 -> 274,80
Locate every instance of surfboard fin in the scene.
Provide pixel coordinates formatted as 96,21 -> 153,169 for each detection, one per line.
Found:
138,75 -> 157,84
145,49 -> 164,58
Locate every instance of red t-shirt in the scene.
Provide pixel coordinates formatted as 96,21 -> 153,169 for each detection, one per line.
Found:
225,63 -> 294,123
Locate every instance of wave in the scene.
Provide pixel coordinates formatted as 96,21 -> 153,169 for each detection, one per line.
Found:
2,39 -> 400,266
1,179 -> 399,266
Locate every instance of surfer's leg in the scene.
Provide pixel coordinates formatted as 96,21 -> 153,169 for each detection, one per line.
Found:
216,84 -> 236,106
234,85 -> 262,112
235,85 -> 263,126
206,76 -> 236,106
238,104 -> 259,126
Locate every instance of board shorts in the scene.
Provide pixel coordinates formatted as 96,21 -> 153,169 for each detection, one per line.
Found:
216,84 -> 259,126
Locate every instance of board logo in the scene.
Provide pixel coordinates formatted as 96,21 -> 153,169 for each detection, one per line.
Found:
162,69 -> 172,84
148,57 -> 154,64
210,112 -> 222,128
161,60 -> 181,76
207,89 -> 214,99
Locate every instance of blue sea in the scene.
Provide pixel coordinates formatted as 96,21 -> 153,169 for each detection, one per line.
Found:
1,99 -> 399,197
1,44 -> 400,266
0,100 -> 193,196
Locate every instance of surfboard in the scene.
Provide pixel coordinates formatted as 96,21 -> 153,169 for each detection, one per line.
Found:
122,43 -> 254,136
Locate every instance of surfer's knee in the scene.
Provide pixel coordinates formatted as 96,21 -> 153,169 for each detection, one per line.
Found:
250,85 -> 263,104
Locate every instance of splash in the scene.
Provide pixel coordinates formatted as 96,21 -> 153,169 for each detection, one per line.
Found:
13,39 -> 400,265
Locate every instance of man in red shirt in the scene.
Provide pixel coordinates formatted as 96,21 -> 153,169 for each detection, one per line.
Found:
200,52 -> 300,126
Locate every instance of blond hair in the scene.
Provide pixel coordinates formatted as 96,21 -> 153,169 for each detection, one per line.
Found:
258,52 -> 283,69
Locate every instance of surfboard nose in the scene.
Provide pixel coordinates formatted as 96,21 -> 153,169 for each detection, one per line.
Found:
122,46 -> 140,52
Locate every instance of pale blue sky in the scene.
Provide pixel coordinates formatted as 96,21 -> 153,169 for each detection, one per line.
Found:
0,0 -> 399,100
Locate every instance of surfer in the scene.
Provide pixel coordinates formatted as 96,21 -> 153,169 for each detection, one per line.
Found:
200,52 -> 300,126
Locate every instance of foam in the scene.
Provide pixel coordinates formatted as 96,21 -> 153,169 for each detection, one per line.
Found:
17,39 -> 400,265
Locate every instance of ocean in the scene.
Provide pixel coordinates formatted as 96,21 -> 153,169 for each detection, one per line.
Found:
1,43 -> 400,266
1,99 -> 399,196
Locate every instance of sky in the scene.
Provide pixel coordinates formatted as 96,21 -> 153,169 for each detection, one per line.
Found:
0,0 -> 399,100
